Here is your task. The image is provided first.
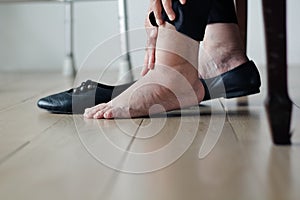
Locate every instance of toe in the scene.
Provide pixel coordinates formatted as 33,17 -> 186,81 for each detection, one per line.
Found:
104,108 -> 116,119
104,109 -> 114,119
84,103 -> 107,118
92,111 -> 103,119
104,106 -> 130,119
93,106 -> 111,119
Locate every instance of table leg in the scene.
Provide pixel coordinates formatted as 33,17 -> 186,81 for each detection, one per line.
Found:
262,0 -> 292,144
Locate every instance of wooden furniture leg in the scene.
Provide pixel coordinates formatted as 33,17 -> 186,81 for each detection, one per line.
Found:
235,0 -> 247,49
235,0 -> 249,106
262,0 -> 293,144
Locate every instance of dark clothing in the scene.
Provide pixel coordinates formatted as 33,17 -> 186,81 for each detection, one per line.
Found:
149,0 -> 238,41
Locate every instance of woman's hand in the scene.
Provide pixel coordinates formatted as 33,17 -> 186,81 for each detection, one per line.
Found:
141,14 -> 158,76
151,0 -> 186,25
141,0 -> 187,76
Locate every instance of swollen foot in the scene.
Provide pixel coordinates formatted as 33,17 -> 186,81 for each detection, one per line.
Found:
84,61 -> 204,119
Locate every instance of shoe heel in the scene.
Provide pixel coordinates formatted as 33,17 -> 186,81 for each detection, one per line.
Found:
225,89 -> 260,99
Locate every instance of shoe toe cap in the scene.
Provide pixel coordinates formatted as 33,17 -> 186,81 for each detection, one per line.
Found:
37,97 -> 52,109
37,92 -> 72,113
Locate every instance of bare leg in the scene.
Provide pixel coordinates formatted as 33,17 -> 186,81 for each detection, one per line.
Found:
199,23 -> 249,79
84,23 -> 204,119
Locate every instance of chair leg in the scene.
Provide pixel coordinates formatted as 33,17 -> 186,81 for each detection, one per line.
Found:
262,0 -> 292,145
235,0 -> 249,106
235,0 -> 248,49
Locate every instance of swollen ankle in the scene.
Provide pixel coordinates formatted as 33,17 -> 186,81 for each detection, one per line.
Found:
199,44 -> 248,78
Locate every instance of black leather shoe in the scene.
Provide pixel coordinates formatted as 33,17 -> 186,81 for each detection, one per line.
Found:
201,60 -> 261,100
37,80 -> 132,114
37,60 -> 261,114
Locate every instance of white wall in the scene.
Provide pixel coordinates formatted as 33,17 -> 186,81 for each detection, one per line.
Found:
247,0 -> 300,68
0,0 -> 299,72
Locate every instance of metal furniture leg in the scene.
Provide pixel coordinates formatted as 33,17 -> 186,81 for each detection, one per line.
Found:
63,0 -> 76,77
118,0 -> 134,83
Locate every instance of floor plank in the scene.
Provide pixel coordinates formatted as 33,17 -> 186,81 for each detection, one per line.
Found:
0,72 -> 72,161
0,71 -> 299,200
0,72 -> 73,111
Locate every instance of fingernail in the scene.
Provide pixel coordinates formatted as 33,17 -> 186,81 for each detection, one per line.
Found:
169,15 -> 175,21
156,19 -> 162,26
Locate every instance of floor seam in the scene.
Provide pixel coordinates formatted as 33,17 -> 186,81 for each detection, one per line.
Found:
219,99 -> 239,141
0,141 -> 30,166
0,117 -> 64,166
0,81 -> 72,113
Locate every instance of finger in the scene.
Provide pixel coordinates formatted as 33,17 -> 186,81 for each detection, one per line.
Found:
142,52 -> 151,76
153,0 -> 164,25
141,50 -> 149,76
162,0 -> 176,21
144,48 -> 149,67
179,0 -> 186,5
148,48 -> 156,70
148,28 -> 157,70
141,65 -> 150,76
141,60 -> 150,76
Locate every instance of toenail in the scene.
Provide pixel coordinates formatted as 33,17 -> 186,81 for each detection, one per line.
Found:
104,112 -> 108,118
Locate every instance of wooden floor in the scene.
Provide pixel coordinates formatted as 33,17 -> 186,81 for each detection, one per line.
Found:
0,70 -> 300,200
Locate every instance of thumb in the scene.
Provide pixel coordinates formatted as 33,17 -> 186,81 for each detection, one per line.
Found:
179,0 -> 186,5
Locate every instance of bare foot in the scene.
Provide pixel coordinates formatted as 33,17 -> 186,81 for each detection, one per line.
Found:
84,23 -> 204,119
84,63 -> 203,119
